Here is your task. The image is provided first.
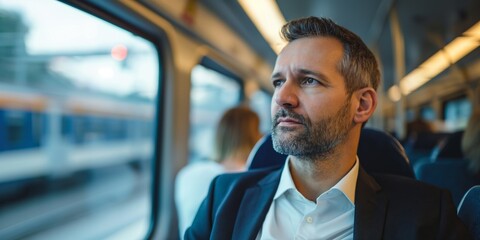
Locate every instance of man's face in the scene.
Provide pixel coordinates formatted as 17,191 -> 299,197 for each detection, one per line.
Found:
270,37 -> 354,158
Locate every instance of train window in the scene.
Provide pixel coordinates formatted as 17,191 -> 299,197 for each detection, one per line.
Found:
420,105 -> 436,121
406,108 -> 416,122
31,112 -> 43,146
189,64 -> 242,163
250,89 -> 272,133
406,105 -> 435,123
0,1 -> 158,239
5,110 -> 25,147
443,96 -> 472,131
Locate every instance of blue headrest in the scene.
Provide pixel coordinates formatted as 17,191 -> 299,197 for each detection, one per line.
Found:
358,128 -> 415,178
457,185 -> 480,239
416,160 -> 480,207
246,133 -> 287,170
247,128 -> 415,178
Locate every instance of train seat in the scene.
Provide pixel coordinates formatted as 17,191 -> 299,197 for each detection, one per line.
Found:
416,159 -> 480,207
247,128 -> 415,178
246,133 -> 287,170
457,185 -> 480,239
431,130 -> 465,160
357,128 -> 415,178
404,132 -> 450,166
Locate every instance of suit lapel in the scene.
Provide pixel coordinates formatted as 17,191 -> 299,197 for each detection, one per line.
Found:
353,167 -> 388,240
232,168 -> 282,240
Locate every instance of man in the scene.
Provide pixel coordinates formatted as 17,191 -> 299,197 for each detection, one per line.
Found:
185,17 -> 470,239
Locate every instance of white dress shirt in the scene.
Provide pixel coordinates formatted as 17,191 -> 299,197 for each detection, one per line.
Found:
256,157 -> 359,240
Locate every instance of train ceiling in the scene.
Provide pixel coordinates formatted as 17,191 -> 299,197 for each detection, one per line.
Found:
199,0 -> 480,91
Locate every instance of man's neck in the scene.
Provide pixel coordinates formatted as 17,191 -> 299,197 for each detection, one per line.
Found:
288,147 -> 357,202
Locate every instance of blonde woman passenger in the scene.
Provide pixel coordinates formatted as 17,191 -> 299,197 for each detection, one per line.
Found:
175,106 -> 262,237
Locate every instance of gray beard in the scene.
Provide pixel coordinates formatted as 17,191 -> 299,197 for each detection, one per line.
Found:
271,100 -> 353,160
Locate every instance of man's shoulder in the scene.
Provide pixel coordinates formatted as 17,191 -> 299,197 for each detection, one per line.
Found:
365,173 -> 472,239
371,173 -> 447,200
373,173 -> 440,190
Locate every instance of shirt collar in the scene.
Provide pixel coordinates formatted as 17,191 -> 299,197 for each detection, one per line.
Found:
332,156 -> 359,204
274,156 -> 360,205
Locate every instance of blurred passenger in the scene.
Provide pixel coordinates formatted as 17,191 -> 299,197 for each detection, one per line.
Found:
404,116 -> 437,165
462,108 -> 480,173
407,116 -> 433,135
405,115 -> 434,144
174,106 -> 261,237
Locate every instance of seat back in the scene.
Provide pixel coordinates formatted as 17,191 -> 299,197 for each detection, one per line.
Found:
246,133 -> 286,170
357,128 -> 415,178
432,130 -> 465,160
457,185 -> 480,240
404,132 -> 450,166
247,128 -> 415,178
416,159 -> 480,207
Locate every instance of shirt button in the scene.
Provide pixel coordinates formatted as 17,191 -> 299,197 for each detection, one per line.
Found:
306,216 -> 313,223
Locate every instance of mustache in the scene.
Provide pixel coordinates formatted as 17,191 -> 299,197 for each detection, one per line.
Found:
272,109 -> 307,126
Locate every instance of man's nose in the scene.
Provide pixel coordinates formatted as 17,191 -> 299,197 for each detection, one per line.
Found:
274,81 -> 299,108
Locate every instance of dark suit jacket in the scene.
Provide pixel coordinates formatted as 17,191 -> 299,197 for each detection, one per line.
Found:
185,166 -> 471,240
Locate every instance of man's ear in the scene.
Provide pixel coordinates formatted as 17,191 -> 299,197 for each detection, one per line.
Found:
353,87 -> 377,124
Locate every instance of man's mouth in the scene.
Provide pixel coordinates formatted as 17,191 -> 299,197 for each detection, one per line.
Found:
273,108 -> 306,129
276,116 -> 303,127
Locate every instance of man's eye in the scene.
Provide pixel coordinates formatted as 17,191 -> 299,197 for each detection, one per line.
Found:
302,77 -> 318,85
272,80 -> 284,88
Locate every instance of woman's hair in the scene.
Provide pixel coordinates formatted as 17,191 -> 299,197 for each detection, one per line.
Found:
214,106 -> 261,163
462,108 -> 480,173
